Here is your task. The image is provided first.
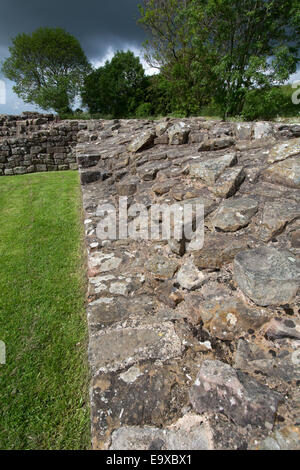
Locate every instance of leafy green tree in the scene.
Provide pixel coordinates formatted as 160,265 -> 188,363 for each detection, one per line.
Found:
139,0 -> 214,115
2,27 -> 91,114
139,0 -> 299,118
81,51 -> 149,117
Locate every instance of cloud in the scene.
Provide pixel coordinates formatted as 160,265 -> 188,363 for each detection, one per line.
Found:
0,0 -> 150,113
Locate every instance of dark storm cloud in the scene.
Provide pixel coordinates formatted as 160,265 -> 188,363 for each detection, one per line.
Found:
0,0 -> 147,112
0,0 -> 145,62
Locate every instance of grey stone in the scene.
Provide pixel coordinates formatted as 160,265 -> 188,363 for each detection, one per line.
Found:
253,122 -> 274,139
190,153 -> 237,185
211,167 -> 245,198
190,360 -> 283,428
235,123 -> 253,140
116,177 -> 138,196
267,138 -> 300,164
89,322 -> 183,373
77,153 -> 101,168
259,199 -> 300,242
80,170 -> 102,185
198,137 -> 235,151
234,339 -> 300,382
110,414 -> 213,450
264,317 -> 300,341
145,255 -> 179,279
255,426 -> 300,450
176,258 -> 205,290
168,122 -> 190,145
195,298 -> 269,340
234,247 -> 300,306
264,156 -> 300,189
128,130 -> 155,153
192,232 -> 249,268
211,197 -> 258,232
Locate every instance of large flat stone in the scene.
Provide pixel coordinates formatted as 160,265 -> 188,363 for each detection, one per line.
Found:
211,167 -> 245,198
128,130 -> 155,153
190,360 -> 283,428
168,122 -> 190,145
211,197 -> 258,232
264,157 -> 300,189
89,323 -> 183,373
192,232 -> 249,268
110,414 -> 213,450
267,138 -> 300,164
192,297 -> 269,340
190,153 -> 237,185
259,199 -> 300,242
234,247 -> 300,306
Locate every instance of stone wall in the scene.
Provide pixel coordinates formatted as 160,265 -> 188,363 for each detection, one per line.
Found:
76,117 -> 300,450
0,113 -> 88,176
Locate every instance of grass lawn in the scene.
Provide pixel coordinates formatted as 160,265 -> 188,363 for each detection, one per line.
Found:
0,172 -> 90,450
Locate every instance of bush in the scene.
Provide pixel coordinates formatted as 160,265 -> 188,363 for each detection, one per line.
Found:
135,102 -> 153,118
242,85 -> 300,121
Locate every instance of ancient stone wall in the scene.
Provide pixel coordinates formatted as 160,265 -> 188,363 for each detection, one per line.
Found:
77,117 -> 300,450
1,114 -> 300,450
0,113 -> 88,176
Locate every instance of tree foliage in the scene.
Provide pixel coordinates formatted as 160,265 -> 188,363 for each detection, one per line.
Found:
81,51 -> 150,117
2,27 -> 91,114
139,0 -> 299,118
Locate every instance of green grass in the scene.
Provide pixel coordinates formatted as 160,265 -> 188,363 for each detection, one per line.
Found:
0,172 -> 90,450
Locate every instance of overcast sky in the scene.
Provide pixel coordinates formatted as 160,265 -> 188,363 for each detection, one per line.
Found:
0,0 -> 299,115
0,0 -> 150,114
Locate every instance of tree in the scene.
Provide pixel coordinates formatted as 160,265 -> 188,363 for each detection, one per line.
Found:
81,51 -> 149,118
2,27 -> 91,114
139,0 -> 214,115
139,0 -> 299,118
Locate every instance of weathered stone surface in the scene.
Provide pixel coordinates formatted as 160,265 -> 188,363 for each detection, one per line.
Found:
89,323 -> 183,373
168,122 -> 190,145
145,255 -> 179,279
264,317 -> 300,341
264,156 -> 300,189
253,122 -> 274,140
267,138 -> 300,164
190,153 -> 237,185
211,197 -> 258,232
234,339 -> 300,382
89,253 -> 123,274
259,199 -> 300,242
116,177 -> 138,196
235,123 -> 253,140
234,247 -> 300,306
192,232 -> 249,268
190,360 -> 283,427
138,161 -> 169,181
255,426 -> 300,450
198,137 -> 235,151
176,258 -> 205,290
211,167 -> 245,198
152,180 -> 174,195
110,414 -> 213,450
128,130 -> 155,153
90,362 -> 191,449
193,298 -> 269,340
155,121 -> 170,136
77,153 -> 101,168
80,170 -> 103,185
